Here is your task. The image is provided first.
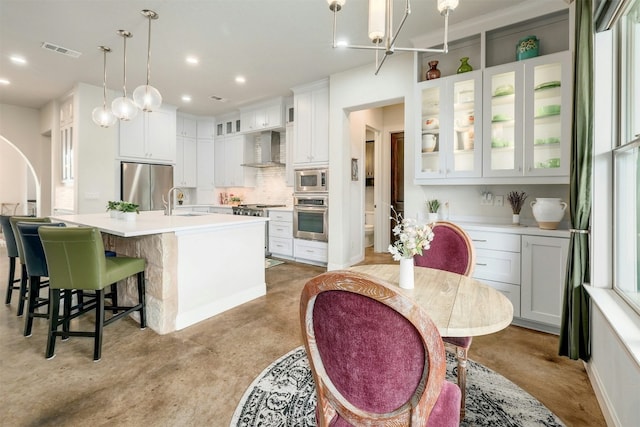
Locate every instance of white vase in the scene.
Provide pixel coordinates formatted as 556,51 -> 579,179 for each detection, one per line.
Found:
428,212 -> 438,223
122,212 -> 137,222
531,198 -> 567,230
399,257 -> 415,289
512,214 -> 520,225
109,210 -> 118,219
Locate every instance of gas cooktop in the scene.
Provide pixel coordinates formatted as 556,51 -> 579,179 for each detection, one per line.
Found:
237,204 -> 286,209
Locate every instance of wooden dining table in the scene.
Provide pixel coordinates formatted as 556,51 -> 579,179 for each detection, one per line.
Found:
349,264 -> 514,338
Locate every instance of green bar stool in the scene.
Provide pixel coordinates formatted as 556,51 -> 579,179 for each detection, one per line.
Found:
39,226 -> 146,361
9,216 -> 51,316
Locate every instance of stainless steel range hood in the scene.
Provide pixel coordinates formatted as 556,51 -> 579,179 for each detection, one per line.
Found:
242,131 -> 284,168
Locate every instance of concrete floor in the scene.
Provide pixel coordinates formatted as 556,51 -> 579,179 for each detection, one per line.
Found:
1,246 -> 605,426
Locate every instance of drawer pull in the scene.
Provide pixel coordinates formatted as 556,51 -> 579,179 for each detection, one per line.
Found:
476,262 -> 488,266
472,239 -> 487,242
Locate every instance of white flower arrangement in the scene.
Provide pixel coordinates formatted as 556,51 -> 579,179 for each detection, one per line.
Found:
388,207 -> 435,261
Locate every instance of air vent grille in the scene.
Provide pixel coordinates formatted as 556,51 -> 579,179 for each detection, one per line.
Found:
209,95 -> 229,103
41,42 -> 82,58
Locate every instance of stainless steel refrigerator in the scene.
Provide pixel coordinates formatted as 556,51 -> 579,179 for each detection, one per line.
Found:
121,162 -> 173,211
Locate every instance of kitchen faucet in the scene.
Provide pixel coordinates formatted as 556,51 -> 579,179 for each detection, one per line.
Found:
164,186 -> 184,216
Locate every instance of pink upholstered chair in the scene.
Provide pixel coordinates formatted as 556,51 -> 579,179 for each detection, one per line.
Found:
414,220 -> 475,418
300,270 -> 461,427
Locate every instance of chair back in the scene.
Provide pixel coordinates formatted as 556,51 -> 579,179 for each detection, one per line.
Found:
0,215 -> 18,257
16,222 -> 66,277
9,216 -> 50,263
414,221 -> 476,277
38,226 -> 108,291
300,270 -> 448,426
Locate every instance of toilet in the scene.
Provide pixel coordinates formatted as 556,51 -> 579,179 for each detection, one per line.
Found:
364,211 -> 374,247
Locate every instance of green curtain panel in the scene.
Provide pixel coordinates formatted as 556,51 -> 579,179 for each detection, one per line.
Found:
559,0 -> 593,361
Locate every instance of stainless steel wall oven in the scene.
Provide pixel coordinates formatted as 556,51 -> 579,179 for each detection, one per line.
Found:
293,194 -> 328,242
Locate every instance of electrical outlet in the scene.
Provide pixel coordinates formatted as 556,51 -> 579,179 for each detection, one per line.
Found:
480,192 -> 493,206
494,195 -> 504,207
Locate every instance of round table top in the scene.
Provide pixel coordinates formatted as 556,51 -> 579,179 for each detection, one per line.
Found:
349,264 -> 514,337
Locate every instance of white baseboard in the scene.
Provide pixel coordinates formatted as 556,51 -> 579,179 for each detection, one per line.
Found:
585,361 -> 620,427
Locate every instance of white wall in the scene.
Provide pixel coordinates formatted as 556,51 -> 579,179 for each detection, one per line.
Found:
0,103 -> 47,215
328,53 -> 415,270
74,83 -> 119,213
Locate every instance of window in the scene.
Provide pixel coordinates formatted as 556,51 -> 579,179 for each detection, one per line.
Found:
613,0 -> 640,312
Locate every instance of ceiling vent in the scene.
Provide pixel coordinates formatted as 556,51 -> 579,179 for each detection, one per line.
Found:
209,95 -> 229,103
41,42 -> 82,58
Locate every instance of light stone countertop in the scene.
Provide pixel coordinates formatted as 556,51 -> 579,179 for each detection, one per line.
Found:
454,221 -> 570,238
51,210 -> 268,238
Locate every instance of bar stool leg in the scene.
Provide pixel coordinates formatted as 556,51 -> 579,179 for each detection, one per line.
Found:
94,290 -> 105,361
5,257 -> 18,305
137,271 -> 146,329
46,289 -> 61,360
24,275 -> 42,337
16,264 -> 28,316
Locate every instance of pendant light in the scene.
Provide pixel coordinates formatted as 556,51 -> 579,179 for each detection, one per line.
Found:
111,30 -> 138,121
133,9 -> 162,112
92,46 -> 117,128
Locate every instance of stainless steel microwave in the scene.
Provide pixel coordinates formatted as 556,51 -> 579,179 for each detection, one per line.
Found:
294,168 -> 328,193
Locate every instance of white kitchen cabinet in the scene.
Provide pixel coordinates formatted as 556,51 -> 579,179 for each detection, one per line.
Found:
213,134 -> 255,187
197,120 -> 216,139
269,210 -> 293,258
177,115 -> 197,138
415,71 -> 483,180
521,235 -> 569,329
285,123 -> 294,187
119,107 -> 176,163
216,112 -> 241,137
294,238 -> 328,266
293,79 -> 329,166
483,51 -> 572,180
175,136 -> 197,187
196,139 -> 215,191
240,98 -> 284,133
467,230 -> 521,318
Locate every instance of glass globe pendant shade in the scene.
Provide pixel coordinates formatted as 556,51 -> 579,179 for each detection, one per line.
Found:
133,84 -> 162,112
92,106 -> 117,128
112,96 -> 139,121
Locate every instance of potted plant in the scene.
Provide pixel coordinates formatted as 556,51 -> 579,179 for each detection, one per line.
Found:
176,191 -> 185,205
507,191 -> 527,225
118,201 -> 140,221
426,199 -> 441,222
106,200 -> 122,218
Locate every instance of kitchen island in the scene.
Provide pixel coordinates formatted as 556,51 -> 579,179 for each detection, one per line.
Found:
50,211 -> 269,334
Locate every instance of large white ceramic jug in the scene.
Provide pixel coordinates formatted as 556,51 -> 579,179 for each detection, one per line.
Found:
530,198 -> 567,230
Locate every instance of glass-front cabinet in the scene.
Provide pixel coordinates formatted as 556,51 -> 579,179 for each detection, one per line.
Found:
483,51 -> 571,178
416,71 -> 482,180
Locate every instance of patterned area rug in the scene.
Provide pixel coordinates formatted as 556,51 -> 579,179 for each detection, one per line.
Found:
230,347 -> 565,427
265,258 -> 285,269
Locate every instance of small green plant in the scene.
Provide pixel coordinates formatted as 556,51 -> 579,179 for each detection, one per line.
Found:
106,200 -> 121,211
426,199 -> 441,213
118,201 -> 140,214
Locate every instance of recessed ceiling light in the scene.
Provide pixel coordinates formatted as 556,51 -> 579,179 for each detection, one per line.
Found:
10,55 -> 27,65
186,56 -> 199,65
235,76 -> 246,84
0,78 -> 10,85
181,95 -> 192,102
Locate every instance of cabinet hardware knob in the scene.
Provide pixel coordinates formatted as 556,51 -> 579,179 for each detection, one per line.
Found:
476,262 -> 487,266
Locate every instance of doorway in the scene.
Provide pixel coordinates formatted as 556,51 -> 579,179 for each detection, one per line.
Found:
390,132 -> 404,243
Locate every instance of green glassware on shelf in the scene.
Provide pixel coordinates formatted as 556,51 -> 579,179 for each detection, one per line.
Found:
457,57 -> 473,74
